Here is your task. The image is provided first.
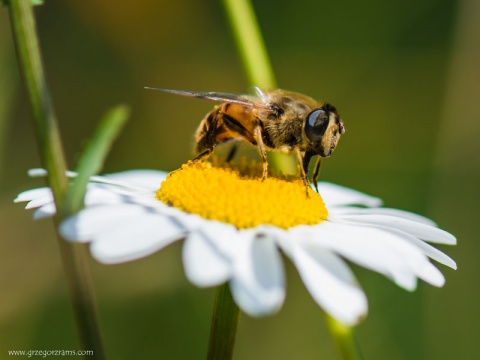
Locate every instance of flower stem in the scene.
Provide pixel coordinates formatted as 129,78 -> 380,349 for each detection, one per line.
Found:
207,284 -> 240,360
221,0 -> 276,89
221,0 -> 297,175
8,1 -> 105,358
8,0 -> 68,201
326,315 -> 364,360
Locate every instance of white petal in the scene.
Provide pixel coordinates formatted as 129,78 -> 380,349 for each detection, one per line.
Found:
336,214 -> 456,245
33,203 -> 56,219
317,182 -> 382,208
60,205 -> 155,242
15,187 -> 52,203
104,170 -> 168,191
330,207 -> 437,226
28,168 -> 48,177
362,225 -> 457,270
172,213 -> 248,257
289,243 -> 367,325
83,186 -> 132,206
90,213 -> 185,264
415,260 -> 445,287
198,220 -> 247,254
25,196 -> 54,210
293,222 -> 431,290
182,222 -> 238,287
230,232 -> 285,317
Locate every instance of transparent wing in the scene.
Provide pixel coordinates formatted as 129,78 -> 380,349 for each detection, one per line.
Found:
144,87 -> 273,110
254,86 -> 270,105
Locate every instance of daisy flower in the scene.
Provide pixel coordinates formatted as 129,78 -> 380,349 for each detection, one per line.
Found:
15,162 -> 456,325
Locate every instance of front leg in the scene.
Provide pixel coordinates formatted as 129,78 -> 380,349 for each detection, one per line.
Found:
192,148 -> 213,163
254,125 -> 268,181
297,149 -> 313,197
311,155 -> 322,193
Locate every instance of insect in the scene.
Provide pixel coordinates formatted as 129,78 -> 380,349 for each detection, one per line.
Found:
145,86 -> 345,195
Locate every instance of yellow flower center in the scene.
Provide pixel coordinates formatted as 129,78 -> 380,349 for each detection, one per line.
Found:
156,161 -> 328,229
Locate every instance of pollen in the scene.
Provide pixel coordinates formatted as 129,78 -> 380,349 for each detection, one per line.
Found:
156,161 -> 328,230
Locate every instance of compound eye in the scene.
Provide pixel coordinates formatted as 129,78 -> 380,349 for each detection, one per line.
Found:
305,108 -> 329,142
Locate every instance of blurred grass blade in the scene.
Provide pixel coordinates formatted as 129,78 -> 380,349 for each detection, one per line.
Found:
9,1 -> 107,357
63,105 -> 130,215
2,0 -> 43,5
222,0 -> 276,89
9,0 -> 68,203
0,25 -> 19,178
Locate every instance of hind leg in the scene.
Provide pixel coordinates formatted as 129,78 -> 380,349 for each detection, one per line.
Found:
225,142 -> 239,162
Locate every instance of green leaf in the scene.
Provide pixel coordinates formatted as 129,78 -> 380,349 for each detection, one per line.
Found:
62,104 -> 130,215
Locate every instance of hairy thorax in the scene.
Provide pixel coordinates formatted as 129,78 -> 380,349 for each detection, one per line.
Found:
259,91 -> 318,152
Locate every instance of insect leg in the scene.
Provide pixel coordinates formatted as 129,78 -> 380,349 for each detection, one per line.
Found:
220,112 -> 267,178
192,148 -> 213,162
254,125 -> 268,181
312,156 -> 322,193
296,149 -> 310,197
302,151 -> 314,178
220,111 -> 260,164
226,142 -> 239,162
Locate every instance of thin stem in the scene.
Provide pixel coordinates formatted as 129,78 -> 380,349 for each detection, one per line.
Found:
8,0 -> 67,201
8,1 -> 105,358
326,315 -> 364,360
206,1 -> 299,358
219,2 -> 364,359
207,284 -> 241,360
58,242 -> 105,359
222,0 -> 276,89
222,0 -> 297,174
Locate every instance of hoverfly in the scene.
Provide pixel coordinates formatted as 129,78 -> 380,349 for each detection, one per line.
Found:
145,87 -> 345,195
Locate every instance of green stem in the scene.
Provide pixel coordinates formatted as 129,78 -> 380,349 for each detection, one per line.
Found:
8,1 -> 105,358
58,242 -> 106,359
207,284 -> 241,360
8,0 -> 67,201
326,315 -> 364,360
220,2 -> 363,360
206,2 -> 299,358
222,0 -> 297,175
222,0 -> 276,89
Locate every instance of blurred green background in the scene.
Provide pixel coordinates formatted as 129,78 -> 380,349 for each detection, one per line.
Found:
1,0 -> 478,359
